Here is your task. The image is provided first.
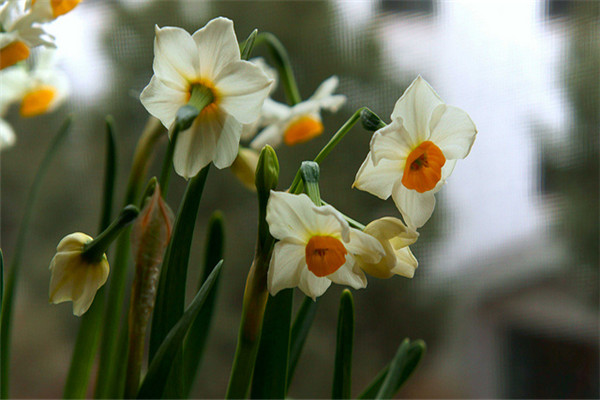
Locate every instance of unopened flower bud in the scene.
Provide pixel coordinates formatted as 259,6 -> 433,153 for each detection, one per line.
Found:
360,108 -> 386,132
255,145 -> 279,202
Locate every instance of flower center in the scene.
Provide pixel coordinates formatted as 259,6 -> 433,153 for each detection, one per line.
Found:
283,115 -> 323,146
187,81 -> 219,118
20,86 -> 57,117
401,141 -> 446,193
305,235 -> 347,277
0,41 -> 30,70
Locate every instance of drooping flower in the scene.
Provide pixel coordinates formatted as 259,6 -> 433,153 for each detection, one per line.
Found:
0,48 -> 70,117
0,117 -> 16,150
0,0 -> 55,69
140,17 -> 273,179
249,76 -> 346,149
266,191 -> 384,300
355,217 -> 419,279
353,76 -> 477,228
48,232 -> 109,316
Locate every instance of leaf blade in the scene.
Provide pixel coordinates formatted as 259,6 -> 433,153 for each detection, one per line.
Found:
332,289 -> 355,399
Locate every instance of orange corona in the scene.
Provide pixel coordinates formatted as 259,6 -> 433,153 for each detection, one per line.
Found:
0,41 -> 30,70
402,141 -> 446,193
20,86 -> 57,117
283,116 -> 323,146
305,235 -> 347,277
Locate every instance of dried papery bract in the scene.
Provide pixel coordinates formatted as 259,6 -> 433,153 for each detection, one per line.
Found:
125,183 -> 174,397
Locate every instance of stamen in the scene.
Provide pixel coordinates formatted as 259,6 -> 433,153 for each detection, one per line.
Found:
402,141 -> 446,193
0,41 -> 30,70
305,235 -> 347,277
283,116 -> 323,146
20,86 -> 57,117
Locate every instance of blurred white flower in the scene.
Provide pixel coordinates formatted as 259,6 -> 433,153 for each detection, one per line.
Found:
0,117 -> 16,150
49,232 -> 109,317
353,76 -> 477,228
0,48 -> 69,116
27,0 -> 81,22
356,217 -> 419,279
0,0 -> 54,69
249,76 -> 346,149
266,191 -> 384,300
140,17 -> 273,179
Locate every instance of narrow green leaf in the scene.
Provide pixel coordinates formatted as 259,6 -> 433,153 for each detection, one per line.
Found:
375,339 -> 410,399
286,296 -> 318,393
332,289 -> 355,399
0,251 -> 3,317
182,211 -> 225,397
251,288 -> 293,399
149,165 -> 210,361
1,117 -> 72,399
136,261 -> 224,399
358,340 -> 425,399
63,116 -> 117,399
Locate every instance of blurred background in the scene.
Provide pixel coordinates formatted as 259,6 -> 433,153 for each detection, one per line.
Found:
1,0 -> 598,398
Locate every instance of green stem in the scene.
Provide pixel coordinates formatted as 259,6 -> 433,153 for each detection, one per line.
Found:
63,117 -> 117,399
255,32 -> 302,106
81,205 -> 139,264
0,117 -> 72,399
289,107 -> 373,194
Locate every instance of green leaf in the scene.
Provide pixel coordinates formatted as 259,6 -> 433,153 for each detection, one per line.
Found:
0,251 -> 3,318
63,116 -> 117,399
181,211 -> 225,397
286,296 -> 319,392
149,165 -> 210,361
332,289 -> 355,399
361,339 -> 425,400
251,288 -> 294,399
1,116 -> 72,399
136,261 -> 224,399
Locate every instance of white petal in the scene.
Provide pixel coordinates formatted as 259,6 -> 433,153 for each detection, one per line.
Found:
298,268 -> 332,300
0,118 -> 16,150
328,258 -> 367,289
390,247 -> 418,278
429,104 -> 477,160
262,98 -> 292,122
192,17 -> 240,80
216,60 -> 273,124
213,113 -> 242,169
266,191 -> 317,243
267,241 -> 304,296
249,123 -> 284,150
353,153 -> 402,200
153,26 -> 198,90
392,181 -> 436,229
172,110 -> 224,178
140,75 -> 187,130
364,217 -> 418,247
315,94 -> 346,113
370,121 -> 412,165
345,228 -> 385,264
309,75 -> 339,100
390,76 -> 443,141
312,204 -> 350,242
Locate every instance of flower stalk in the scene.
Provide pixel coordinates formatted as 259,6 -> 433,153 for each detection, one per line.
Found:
226,146 -> 279,399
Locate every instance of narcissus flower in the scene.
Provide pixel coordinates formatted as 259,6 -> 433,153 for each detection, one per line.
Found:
140,17 -> 273,179
0,49 -> 70,117
356,217 -> 419,279
230,147 -> 260,190
266,191 -> 384,300
48,232 -> 109,316
27,0 -> 81,22
0,0 -> 55,69
249,76 -> 346,149
353,76 -> 477,228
